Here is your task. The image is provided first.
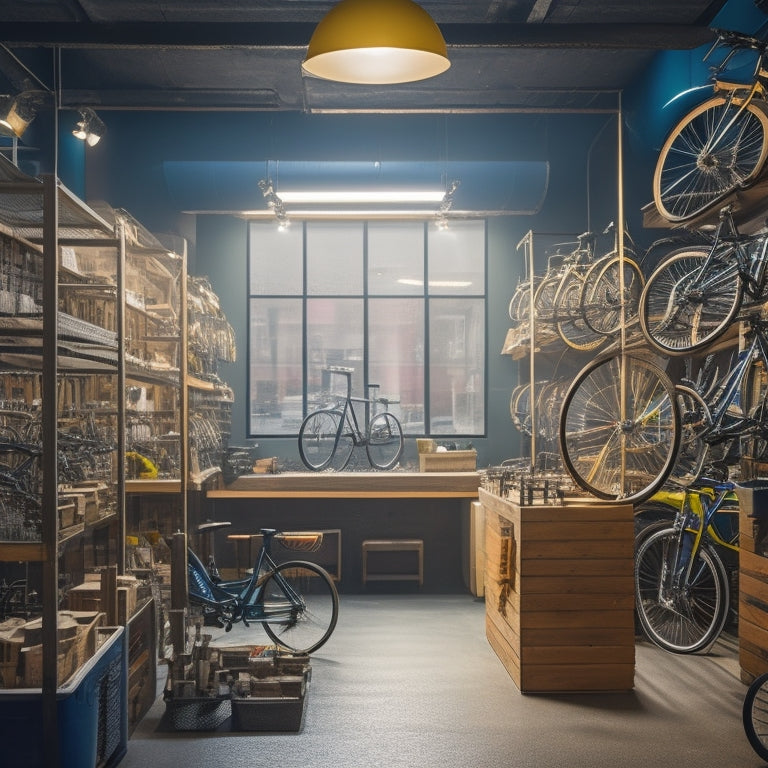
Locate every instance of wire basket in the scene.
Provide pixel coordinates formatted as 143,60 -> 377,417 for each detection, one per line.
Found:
277,531 -> 324,553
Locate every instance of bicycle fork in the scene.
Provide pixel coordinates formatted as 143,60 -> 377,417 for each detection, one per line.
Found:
656,513 -> 706,614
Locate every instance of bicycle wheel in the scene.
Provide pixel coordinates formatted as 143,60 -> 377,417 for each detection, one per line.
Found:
510,275 -> 541,323
261,560 -> 339,654
552,272 -> 605,351
509,383 -> 532,436
533,274 -> 562,324
743,355 -> 768,460
559,353 -> 679,503
635,527 -> 730,653
668,385 -> 711,487
639,248 -> 741,355
581,252 -> 645,336
366,412 -> 404,470
298,409 -> 350,471
744,672 -> 768,762
653,95 -> 768,223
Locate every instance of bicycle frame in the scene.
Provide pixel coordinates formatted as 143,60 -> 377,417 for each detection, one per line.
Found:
651,483 -> 739,554
326,368 -> 387,449
657,481 -> 736,596
187,531 -> 304,626
699,318 -> 768,448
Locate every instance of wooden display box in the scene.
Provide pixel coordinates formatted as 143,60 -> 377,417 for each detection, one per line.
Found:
480,488 -> 635,693
737,479 -> 768,682
419,450 -> 477,472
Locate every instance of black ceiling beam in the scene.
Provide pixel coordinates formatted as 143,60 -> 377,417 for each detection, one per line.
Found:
0,22 -> 715,50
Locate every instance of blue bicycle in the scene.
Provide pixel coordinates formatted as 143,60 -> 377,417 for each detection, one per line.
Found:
187,523 -> 339,654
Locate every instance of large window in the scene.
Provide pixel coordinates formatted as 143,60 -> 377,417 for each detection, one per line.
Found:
248,219 -> 486,437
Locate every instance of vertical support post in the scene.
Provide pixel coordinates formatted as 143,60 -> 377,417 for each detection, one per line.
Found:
116,219 -> 126,575
170,531 -> 188,657
526,232 -> 536,473
616,94 -> 628,491
41,173 -> 59,767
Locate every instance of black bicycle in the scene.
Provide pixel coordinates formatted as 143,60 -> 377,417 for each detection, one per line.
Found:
299,366 -> 403,471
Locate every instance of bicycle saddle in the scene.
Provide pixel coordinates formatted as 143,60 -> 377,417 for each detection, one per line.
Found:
195,520 -> 232,534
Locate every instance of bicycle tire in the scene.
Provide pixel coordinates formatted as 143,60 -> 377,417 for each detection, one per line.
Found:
743,355 -> 768,461
366,412 -> 404,470
559,353 -> 679,503
509,382 -> 532,436
298,409 -> 348,471
639,248 -> 741,356
580,252 -> 645,337
634,527 -> 730,653
653,94 -> 768,223
668,385 -> 711,487
552,271 -> 605,351
744,672 -> 768,762
261,560 -> 339,654
533,274 -> 562,323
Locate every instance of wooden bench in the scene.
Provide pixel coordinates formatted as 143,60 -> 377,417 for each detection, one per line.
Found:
362,539 -> 423,587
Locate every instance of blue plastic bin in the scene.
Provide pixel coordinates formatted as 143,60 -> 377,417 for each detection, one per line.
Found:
0,626 -> 127,768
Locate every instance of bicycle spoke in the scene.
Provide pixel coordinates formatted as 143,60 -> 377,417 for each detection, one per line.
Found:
655,96 -> 768,222
560,355 -> 678,502
635,528 -> 729,653
261,562 -> 338,654
640,249 -> 740,354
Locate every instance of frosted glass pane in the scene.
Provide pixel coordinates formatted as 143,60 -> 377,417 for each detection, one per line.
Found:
429,298 -> 484,435
368,298 -> 424,433
306,298 -> 364,402
368,222 -> 424,295
427,220 -> 485,295
249,221 -> 303,295
249,298 -> 303,435
307,222 -> 363,295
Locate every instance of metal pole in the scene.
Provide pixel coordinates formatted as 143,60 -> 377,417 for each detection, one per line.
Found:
617,94 -> 627,494
41,173 -> 59,768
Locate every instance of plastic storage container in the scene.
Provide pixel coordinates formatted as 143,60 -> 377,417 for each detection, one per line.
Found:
0,626 -> 127,768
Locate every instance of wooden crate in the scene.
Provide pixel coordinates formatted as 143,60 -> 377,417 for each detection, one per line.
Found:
480,488 -> 635,693
737,480 -> 768,682
419,450 -> 477,472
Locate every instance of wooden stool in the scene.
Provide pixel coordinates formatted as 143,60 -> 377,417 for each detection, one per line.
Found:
362,539 -> 423,587
227,533 -> 262,577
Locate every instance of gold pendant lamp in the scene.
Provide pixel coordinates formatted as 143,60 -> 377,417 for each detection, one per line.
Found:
302,0 -> 450,85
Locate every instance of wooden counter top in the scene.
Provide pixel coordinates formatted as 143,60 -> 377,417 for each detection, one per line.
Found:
208,471 -> 481,499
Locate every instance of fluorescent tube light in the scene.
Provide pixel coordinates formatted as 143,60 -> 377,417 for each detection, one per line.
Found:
278,189 -> 446,204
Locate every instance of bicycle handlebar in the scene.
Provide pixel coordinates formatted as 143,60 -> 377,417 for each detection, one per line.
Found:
710,28 -> 768,54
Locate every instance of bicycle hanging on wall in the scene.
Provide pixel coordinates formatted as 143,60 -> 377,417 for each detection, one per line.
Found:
653,29 -> 768,224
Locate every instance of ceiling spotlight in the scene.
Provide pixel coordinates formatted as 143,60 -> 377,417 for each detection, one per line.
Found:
258,178 -> 289,228
0,92 -> 42,139
72,108 -> 106,146
302,0 -> 450,85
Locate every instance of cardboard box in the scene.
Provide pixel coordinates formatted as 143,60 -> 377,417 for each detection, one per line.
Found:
419,449 -> 477,472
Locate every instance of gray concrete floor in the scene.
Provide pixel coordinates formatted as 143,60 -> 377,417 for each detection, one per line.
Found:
121,594 -> 762,768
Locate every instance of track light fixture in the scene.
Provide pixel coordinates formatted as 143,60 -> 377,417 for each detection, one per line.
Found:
258,178 -> 289,228
72,108 -> 106,146
435,179 -> 460,229
0,92 -> 42,139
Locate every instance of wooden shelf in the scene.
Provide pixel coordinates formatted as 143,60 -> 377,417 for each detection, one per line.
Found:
210,471 -> 481,499
126,479 -> 183,494
0,541 -> 48,561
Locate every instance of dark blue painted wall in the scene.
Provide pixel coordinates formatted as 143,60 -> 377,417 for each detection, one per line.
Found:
36,0 -> 764,466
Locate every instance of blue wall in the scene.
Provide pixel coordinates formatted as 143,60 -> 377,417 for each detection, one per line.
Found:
46,0 -> 764,467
